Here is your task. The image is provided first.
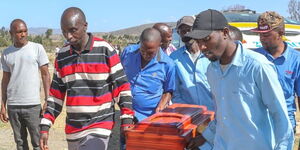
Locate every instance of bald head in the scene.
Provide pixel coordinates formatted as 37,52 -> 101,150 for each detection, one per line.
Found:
61,7 -> 86,25
152,23 -> 172,49
139,28 -> 161,62
140,28 -> 161,43
153,23 -> 171,34
60,7 -> 88,49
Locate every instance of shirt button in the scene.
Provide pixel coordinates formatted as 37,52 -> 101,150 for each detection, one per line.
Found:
223,117 -> 226,120
222,97 -> 224,100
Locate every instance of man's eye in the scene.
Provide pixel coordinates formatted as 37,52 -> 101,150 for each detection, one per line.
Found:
203,37 -> 210,42
70,29 -> 77,33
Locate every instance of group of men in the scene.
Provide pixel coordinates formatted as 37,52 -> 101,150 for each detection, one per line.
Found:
0,6 -> 299,150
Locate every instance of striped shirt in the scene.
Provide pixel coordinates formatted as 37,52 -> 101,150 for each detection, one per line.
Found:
40,33 -> 134,140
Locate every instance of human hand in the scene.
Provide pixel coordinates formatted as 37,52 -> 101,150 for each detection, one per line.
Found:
186,134 -> 206,149
155,103 -> 168,113
0,105 -> 8,123
40,132 -> 49,150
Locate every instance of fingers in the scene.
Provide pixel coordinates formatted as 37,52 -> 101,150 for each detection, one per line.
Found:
40,139 -> 48,150
187,139 -> 195,149
40,133 -> 49,150
155,107 -> 160,113
0,114 -> 8,123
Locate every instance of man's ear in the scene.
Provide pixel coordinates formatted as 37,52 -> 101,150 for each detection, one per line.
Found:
222,27 -> 230,39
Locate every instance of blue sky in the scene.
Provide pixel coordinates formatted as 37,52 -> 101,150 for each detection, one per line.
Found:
0,0 -> 291,32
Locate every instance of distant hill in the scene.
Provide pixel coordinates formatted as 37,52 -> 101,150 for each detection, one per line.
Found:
96,22 -> 176,36
28,27 -> 61,35
28,22 -> 176,37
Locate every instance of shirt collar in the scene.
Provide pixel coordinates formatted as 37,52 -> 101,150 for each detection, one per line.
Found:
230,41 -> 244,67
70,33 -> 94,55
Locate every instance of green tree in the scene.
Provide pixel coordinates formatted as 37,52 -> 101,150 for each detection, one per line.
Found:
288,0 -> 300,21
45,29 -> 53,39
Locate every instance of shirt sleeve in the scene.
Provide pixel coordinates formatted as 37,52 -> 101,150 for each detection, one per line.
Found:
120,46 -> 130,65
37,44 -> 49,66
163,61 -> 175,93
255,62 -> 294,150
107,46 -> 134,125
294,64 -> 300,96
1,52 -> 10,72
40,59 -> 66,132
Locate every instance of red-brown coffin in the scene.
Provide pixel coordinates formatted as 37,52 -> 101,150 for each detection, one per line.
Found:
126,104 -> 214,150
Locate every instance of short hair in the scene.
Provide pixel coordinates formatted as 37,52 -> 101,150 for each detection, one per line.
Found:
140,28 -> 161,43
10,19 -> 27,31
228,25 -> 243,41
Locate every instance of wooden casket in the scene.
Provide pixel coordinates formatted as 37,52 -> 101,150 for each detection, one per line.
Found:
125,104 -> 214,150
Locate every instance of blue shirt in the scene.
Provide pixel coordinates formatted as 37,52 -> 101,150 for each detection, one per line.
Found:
121,48 -> 175,121
121,44 -> 140,65
203,42 -> 294,150
254,43 -> 300,127
170,46 -> 214,111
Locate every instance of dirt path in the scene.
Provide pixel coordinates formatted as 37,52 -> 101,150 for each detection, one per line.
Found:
0,111 -> 121,150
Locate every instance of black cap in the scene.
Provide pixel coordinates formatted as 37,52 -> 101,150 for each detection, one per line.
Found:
184,9 -> 228,40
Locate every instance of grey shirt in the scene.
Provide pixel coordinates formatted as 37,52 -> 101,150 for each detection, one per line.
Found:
1,41 -> 49,105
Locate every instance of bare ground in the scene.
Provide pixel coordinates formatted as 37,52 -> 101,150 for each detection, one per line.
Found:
0,110 -> 121,150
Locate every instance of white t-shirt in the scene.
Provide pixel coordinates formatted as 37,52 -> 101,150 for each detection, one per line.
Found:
1,41 -> 49,105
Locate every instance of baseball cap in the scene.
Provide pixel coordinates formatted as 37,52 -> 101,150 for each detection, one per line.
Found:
251,11 -> 284,33
184,9 -> 229,40
176,16 -> 195,29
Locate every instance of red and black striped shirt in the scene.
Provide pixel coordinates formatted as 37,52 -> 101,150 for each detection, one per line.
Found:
40,33 -> 134,140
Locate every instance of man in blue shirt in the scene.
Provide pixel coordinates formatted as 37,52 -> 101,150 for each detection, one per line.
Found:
185,9 -> 294,150
170,16 -> 214,111
121,28 -> 175,122
251,11 -> 300,133
121,23 -> 176,63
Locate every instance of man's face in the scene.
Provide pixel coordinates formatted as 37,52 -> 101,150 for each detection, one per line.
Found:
10,22 -> 28,47
140,41 -> 160,61
177,24 -> 192,39
259,30 -> 281,51
61,18 -> 87,46
195,31 -> 226,62
161,28 -> 172,49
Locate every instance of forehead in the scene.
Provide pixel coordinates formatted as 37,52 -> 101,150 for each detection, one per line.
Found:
11,22 -> 27,31
141,41 -> 160,49
61,14 -> 84,29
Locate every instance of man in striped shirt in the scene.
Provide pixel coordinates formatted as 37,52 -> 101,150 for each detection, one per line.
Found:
39,7 -> 134,150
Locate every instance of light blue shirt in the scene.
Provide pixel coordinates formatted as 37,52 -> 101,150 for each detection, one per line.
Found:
121,48 -> 175,121
170,46 -> 214,111
255,43 -> 300,128
203,42 -> 294,150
